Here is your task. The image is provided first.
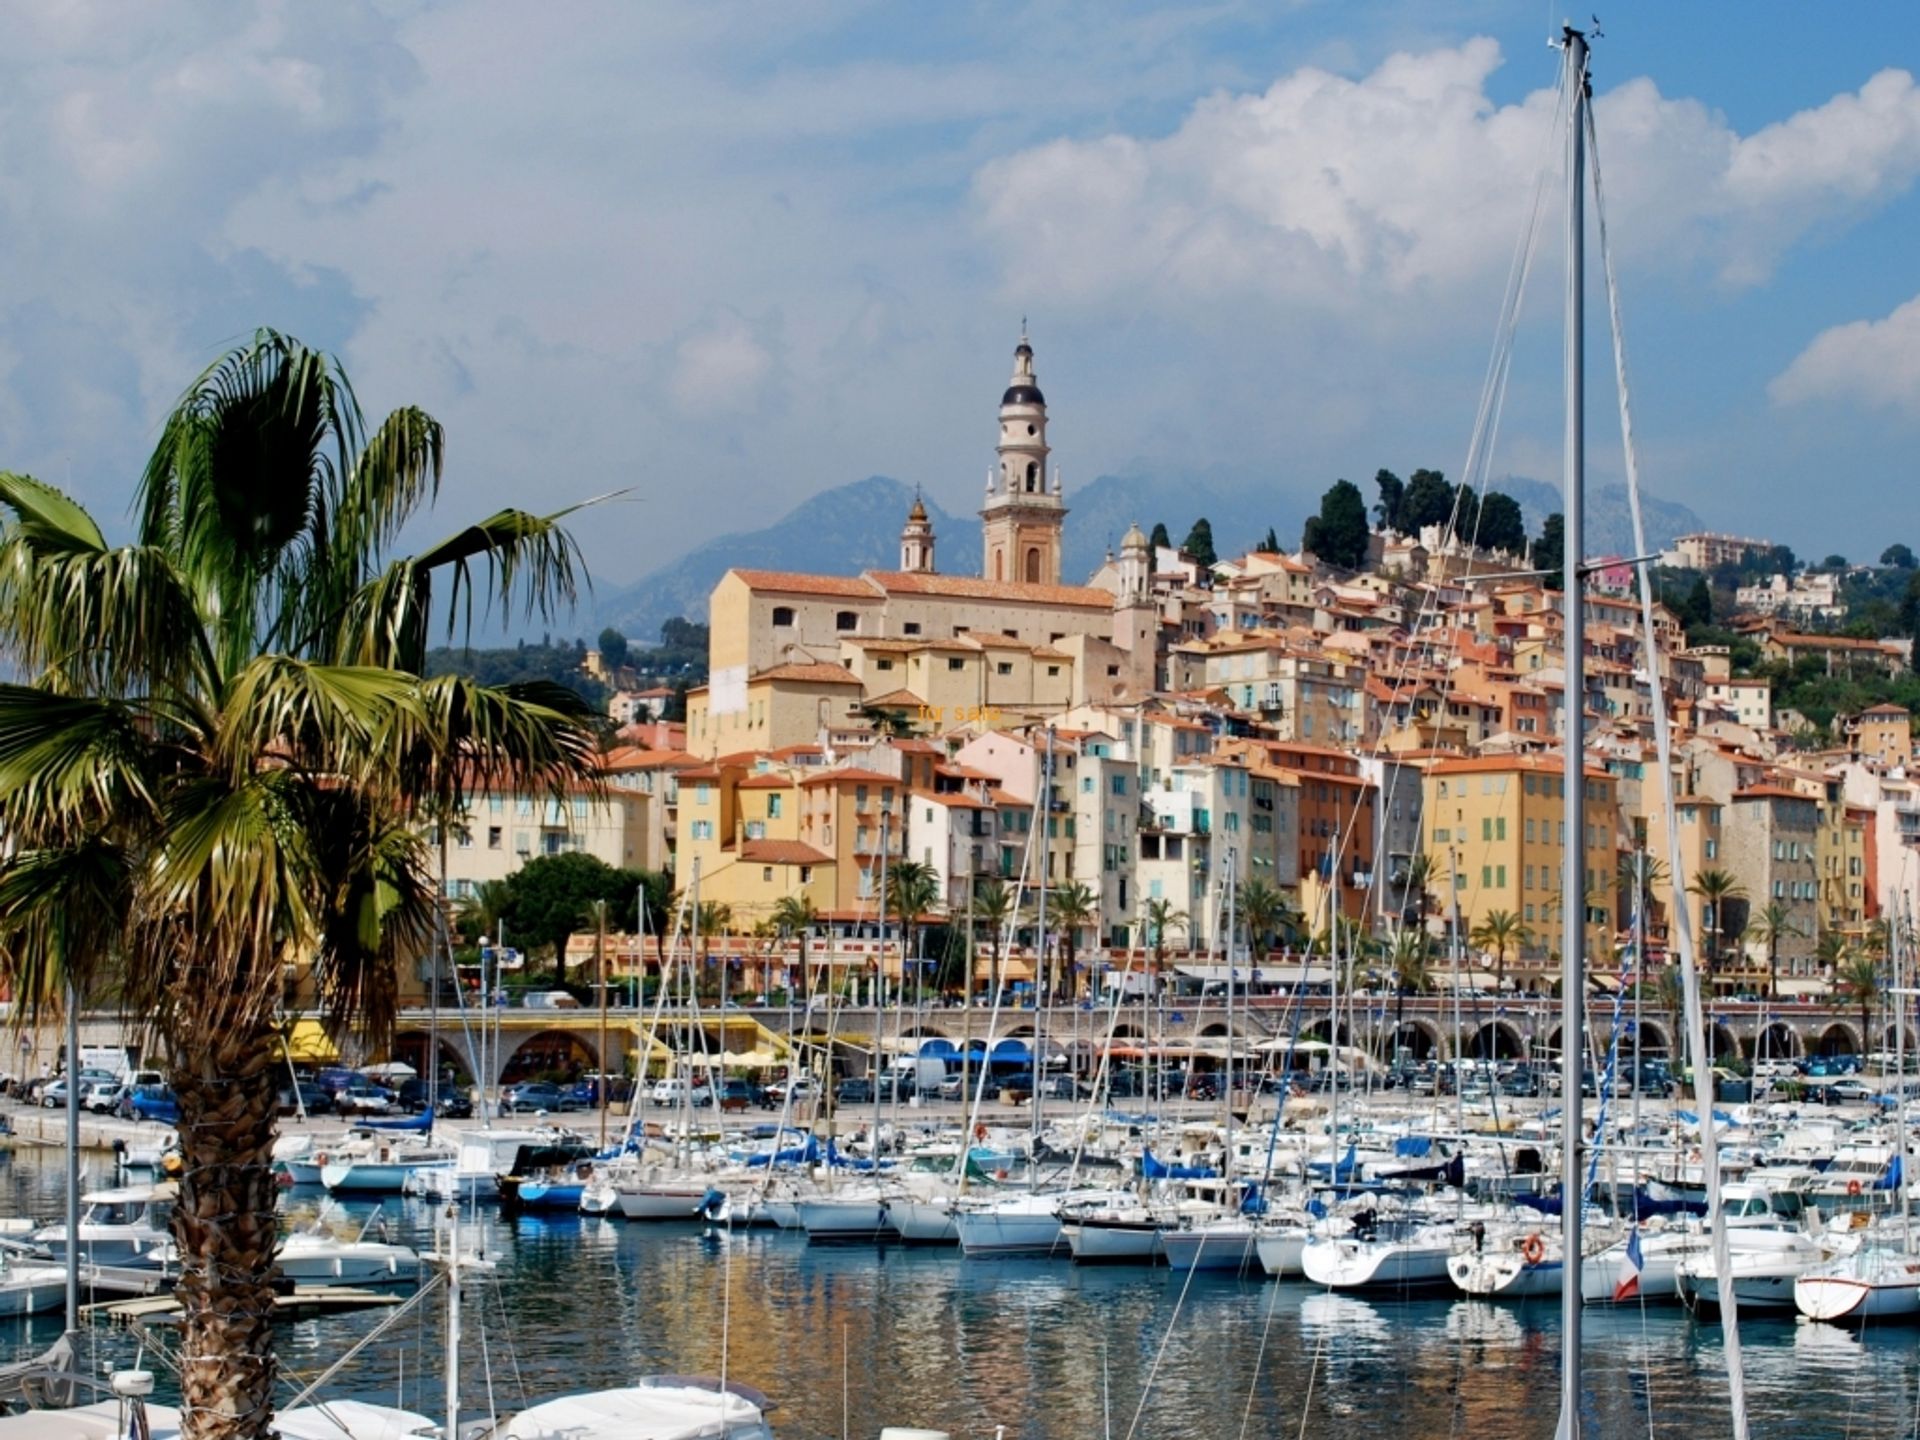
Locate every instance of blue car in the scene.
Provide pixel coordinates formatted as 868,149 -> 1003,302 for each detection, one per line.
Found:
127,1084 -> 180,1124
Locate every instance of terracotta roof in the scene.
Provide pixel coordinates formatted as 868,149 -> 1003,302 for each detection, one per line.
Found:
798,767 -> 899,787
753,662 -> 863,685
864,688 -> 928,709
914,788 -> 995,811
935,764 -> 998,781
737,773 -> 797,790
769,744 -> 826,760
729,568 -> 877,598
864,570 -> 1112,608
1860,703 -> 1911,716
1428,754 -> 1611,781
739,840 -> 832,865
1733,784 -> 1816,802
609,749 -> 701,771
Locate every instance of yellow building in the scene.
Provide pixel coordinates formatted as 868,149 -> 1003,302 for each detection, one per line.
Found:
675,764 -> 835,930
685,662 -> 865,759
1846,703 -> 1913,770
1422,754 -> 1618,980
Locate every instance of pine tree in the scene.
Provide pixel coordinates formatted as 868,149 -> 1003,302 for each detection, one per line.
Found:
1302,480 -> 1369,569
1260,526 -> 1280,554
1183,518 -> 1217,568
1531,513 -> 1565,590
1374,469 -> 1406,532
1149,521 -> 1171,549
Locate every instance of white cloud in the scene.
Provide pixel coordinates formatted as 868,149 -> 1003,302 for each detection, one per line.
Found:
669,313 -> 775,417
1770,293 -> 1920,416
973,44 -> 1920,310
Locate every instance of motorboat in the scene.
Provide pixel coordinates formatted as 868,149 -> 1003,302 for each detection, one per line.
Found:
0,1252 -> 74,1317
30,1183 -> 173,1269
275,1215 -> 422,1286
405,1127 -> 588,1204
1676,1228 -> 1840,1316
493,1376 -> 776,1440
317,1131 -> 456,1195
1793,1242 -> 1920,1323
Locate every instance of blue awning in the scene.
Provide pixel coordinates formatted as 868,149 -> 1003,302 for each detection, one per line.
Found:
990,1039 -> 1032,1059
917,1038 -> 959,1057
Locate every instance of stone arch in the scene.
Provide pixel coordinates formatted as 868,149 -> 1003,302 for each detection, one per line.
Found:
1541,1025 -> 1566,1062
1467,1019 -> 1526,1060
1381,1015 -> 1445,1062
501,1028 -> 600,1085
1626,1018 -> 1671,1060
390,1031 -> 478,1084
1300,1018 -> 1354,1047
1198,1022 -> 1232,1038
1707,1023 -> 1739,1061
1753,1021 -> 1801,1060
1024,547 -> 1041,583
1110,1022 -> 1144,1039
899,1024 -> 950,1040
1817,1021 -> 1861,1056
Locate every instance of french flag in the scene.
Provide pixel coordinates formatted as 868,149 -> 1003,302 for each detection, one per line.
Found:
1613,1225 -> 1644,1302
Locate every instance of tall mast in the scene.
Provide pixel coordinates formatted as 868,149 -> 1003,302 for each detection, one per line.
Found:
1556,23 -> 1590,1440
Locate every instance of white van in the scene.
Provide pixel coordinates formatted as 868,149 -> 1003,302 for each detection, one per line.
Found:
521,991 -> 581,1010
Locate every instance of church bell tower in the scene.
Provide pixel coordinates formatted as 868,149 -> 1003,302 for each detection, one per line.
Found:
980,328 -> 1066,586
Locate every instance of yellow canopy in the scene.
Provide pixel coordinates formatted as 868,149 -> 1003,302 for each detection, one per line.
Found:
281,1019 -> 338,1063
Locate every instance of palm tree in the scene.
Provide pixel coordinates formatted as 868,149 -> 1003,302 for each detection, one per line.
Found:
886,859 -> 941,1002
1235,878 -> 1287,959
1400,851 -> 1438,931
1814,929 -> 1852,988
453,879 -> 514,949
1750,901 -> 1801,1003
1388,927 -> 1431,1059
1616,851 -> 1669,934
1469,909 -> 1533,995
770,893 -> 817,1008
969,879 -> 1016,1002
0,330 -> 599,1440
1045,881 -> 1098,1001
1840,952 -> 1883,1058
1687,868 -> 1747,971
1142,898 -> 1188,974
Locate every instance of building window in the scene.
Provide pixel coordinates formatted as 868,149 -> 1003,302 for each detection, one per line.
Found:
948,658 -> 965,672
835,610 -> 858,632
488,826 -> 502,850
1047,665 -> 1061,677
691,820 -> 713,840
877,659 -> 895,671
997,663 -> 1013,676
767,794 -> 783,818
1705,839 -> 1718,860
800,866 -> 813,883
1111,775 -> 1127,796
763,867 -> 774,882
746,821 -> 766,840
904,622 -> 921,635
772,607 -> 795,627
573,797 -> 588,820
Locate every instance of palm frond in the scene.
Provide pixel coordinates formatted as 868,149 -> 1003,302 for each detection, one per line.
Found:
215,656 -> 419,784
0,840 -> 134,1015
387,674 -> 602,811
0,685 -> 161,834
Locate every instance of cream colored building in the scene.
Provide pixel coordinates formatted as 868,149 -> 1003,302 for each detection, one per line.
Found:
441,785 -> 651,901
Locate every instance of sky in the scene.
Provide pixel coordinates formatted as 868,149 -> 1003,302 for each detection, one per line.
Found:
2,0 -> 1917,600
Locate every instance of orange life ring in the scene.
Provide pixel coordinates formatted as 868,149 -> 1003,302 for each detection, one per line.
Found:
973,1123 -> 988,1143
1847,1179 -> 1863,1197
314,1153 -> 328,1166
1520,1234 -> 1546,1265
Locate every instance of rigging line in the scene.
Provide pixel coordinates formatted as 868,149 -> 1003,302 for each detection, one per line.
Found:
279,1270 -> 446,1411
1120,1209 -> 1209,1440
1585,88 -> 1754,1440
1235,1260 -> 1287,1440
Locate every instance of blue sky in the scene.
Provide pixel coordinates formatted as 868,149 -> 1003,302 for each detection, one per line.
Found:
2,0 -> 1916,599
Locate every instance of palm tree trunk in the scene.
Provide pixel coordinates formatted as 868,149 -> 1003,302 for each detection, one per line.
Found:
171,1005 -> 281,1440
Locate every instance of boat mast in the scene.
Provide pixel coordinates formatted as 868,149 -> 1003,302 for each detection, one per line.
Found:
1556,23 -> 1589,1440
1033,730 -> 1052,1144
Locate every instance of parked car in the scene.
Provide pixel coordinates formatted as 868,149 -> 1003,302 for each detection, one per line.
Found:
936,1072 -> 968,1102
649,1077 -> 712,1107
277,1080 -> 332,1117
500,1080 -> 586,1114
127,1084 -> 181,1124
334,1081 -> 395,1115
716,1079 -> 765,1112
834,1078 -> 874,1106
1826,1078 -> 1875,1103
765,1075 -> 819,1103
83,1078 -> 132,1114
395,1078 -> 475,1118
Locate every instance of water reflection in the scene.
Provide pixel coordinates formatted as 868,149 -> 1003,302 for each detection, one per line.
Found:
1,1152 -> 1918,1437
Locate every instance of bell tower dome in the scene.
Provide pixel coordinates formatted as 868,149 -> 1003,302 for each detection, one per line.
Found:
980,327 -> 1066,586
900,494 -> 936,574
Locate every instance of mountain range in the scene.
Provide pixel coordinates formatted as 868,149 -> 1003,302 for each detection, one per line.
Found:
593,472 -> 1704,639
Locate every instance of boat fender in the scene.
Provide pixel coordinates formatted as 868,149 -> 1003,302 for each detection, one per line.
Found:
974,1123 -> 988,1142
1846,1179 -> 1863,1197
314,1153 -> 328,1166
1520,1234 -> 1546,1265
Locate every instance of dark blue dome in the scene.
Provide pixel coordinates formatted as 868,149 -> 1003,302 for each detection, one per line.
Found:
1001,384 -> 1044,406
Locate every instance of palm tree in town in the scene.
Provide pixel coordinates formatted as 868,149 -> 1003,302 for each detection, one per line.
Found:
693,900 -> 734,998
1235,878 -> 1288,959
1399,851 -> 1438,931
1687,868 -> 1747,971
1044,880 -> 1098,1001
0,330 -> 600,1440
1469,909 -> 1533,995
1142,898 -> 1189,975
1388,927 -> 1432,1058
1750,901 -> 1801,1003
1616,851 -> 1669,934
1840,951 -> 1883,1059
969,879 -> 1017,1002
1814,929 -> 1852,988
886,859 -> 941,1002
771,892 -> 817,1008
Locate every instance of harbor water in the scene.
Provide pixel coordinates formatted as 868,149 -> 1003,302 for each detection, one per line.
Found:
5,1149 -> 1918,1438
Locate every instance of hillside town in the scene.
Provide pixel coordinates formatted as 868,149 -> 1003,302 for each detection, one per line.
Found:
446,335 -> 1920,1008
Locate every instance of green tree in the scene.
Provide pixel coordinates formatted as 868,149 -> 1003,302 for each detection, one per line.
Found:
1260,526 -> 1281,554
1373,469 -> 1406,532
507,852 -> 650,988
1683,576 -> 1713,631
1045,880 -> 1098,999
1234,878 -> 1289,955
664,677 -> 691,723
1149,521 -> 1171,549
969,879 -> 1016,1000
0,329 -> 599,1440
1469,909 -> 1532,994
771,893 -> 817,1006
1401,468 -> 1454,531
1302,479 -> 1370,569
1143,898 -> 1189,971
1881,543 -> 1916,569
597,625 -> 629,670
1750,901 -> 1800,1002
1388,928 -> 1431,1056
1182,518 -> 1217,568
454,880 -> 515,949
1475,490 -> 1527,555
1900,571 -> 1920,643
1686,868 -> 1747,971
1449,483 -> 1480,546
1819,554 -> 1848,571
1532,512 -> 1565,590
1839,951 -> 1882,1055
886,859 -> 941,1000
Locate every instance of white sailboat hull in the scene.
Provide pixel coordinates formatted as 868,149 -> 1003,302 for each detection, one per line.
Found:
797,1195 -> 895,1244
1062,1217 -> 1159,1264
954,1208 -> 1064,1257
1448,1249 -> 1563,1299
1299,1235 -> 1454,1294
885,1197 -> 959,1245
1160,1221 -> 1260,1274
1254,1230 -> 1308,1279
